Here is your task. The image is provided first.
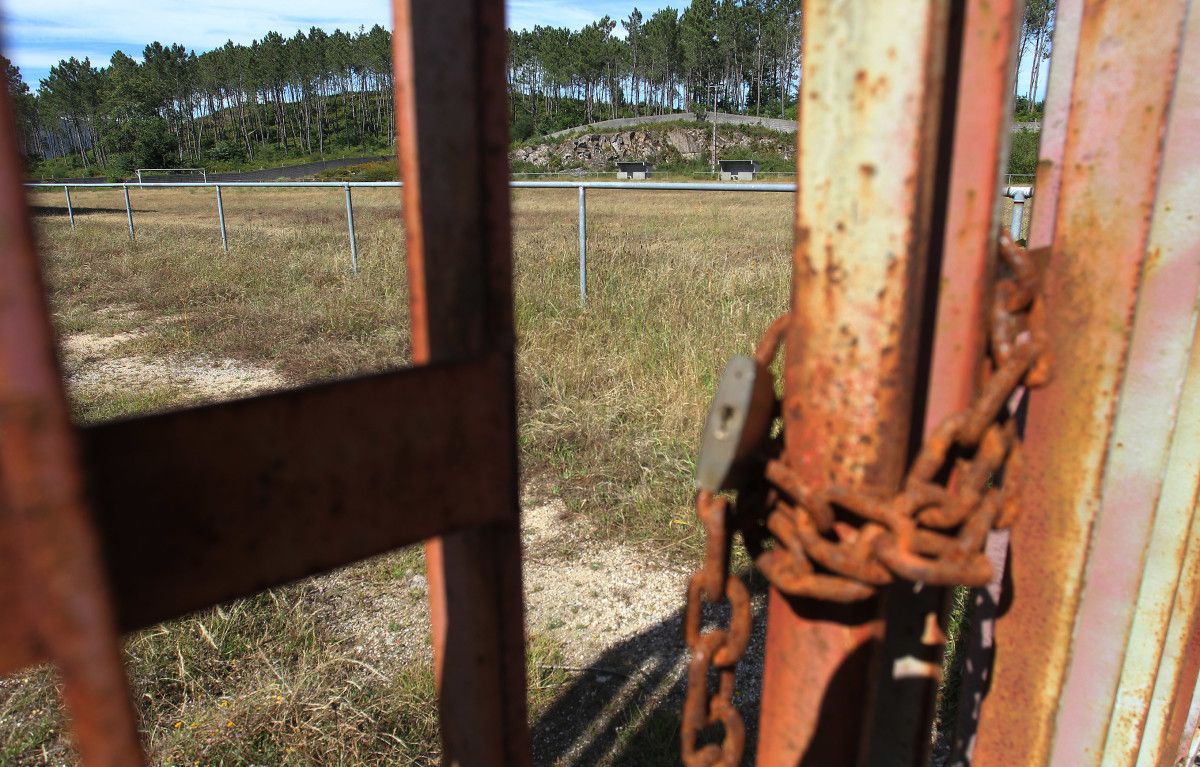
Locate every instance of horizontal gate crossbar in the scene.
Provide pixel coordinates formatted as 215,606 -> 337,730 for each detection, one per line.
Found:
88,353 -> 513,633
0,352 -> 512,674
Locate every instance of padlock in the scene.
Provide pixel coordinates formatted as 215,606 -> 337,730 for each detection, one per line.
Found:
696,354 -> 777,492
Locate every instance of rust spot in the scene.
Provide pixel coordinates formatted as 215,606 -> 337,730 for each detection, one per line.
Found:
1144,247 -> 1162,271
859,164 -> 877,179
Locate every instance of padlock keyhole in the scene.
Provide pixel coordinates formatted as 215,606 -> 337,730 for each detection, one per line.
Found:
715,404 -> 738,440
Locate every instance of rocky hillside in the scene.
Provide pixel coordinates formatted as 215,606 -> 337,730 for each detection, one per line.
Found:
511,122 -> 794,172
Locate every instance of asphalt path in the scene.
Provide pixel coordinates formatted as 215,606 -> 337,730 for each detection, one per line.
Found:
32,155 -> 393,185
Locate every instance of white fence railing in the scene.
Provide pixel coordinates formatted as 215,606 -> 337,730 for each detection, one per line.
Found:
26,181 -> 1032,303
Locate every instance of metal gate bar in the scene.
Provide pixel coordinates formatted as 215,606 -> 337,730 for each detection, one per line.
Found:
919,0 -> 1025,761
0,63 -> 145,766
756,0 -> 956,762
1052,1 -> 1200,761
973,0 -> 1199,764
392,0 -> 531,764
0,0 -> 529,764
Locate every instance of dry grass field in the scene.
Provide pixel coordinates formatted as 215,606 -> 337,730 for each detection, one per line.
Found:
4,183 -> 793,765
5,184 -> 1025,764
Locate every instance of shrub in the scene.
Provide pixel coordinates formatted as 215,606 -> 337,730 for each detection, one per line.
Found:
1008,129 -> 1041,176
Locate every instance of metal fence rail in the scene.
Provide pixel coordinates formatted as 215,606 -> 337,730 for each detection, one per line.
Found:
26,180 -> 1032,302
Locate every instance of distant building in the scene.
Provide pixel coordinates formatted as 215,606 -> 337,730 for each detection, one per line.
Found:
616,161 -> 652,180
719,159 -> 760,181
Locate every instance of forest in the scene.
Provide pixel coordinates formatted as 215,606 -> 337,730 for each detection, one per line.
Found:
8,0 -> 1054,177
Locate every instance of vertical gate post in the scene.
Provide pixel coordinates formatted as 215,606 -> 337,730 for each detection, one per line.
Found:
875,0 -> 1026,761
215,184 -> 228,253
64,184 -> 75,230
578,185 -> 587,304
972,1 -> 1200,764
122,184 -> 135,241
393,0 -> 530,764
344,183 -> 358,273
756,1 -> 955,763
0,63 -> 144,766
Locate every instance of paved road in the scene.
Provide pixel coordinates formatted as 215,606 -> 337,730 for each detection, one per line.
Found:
31,155 -> 393,185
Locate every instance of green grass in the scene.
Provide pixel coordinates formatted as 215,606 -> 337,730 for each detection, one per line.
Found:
932,585 -> 972,757
70,383 -> 194,424
1,576 -> 572,765
1008,129 -> 1042,177
28,141 -> 395,181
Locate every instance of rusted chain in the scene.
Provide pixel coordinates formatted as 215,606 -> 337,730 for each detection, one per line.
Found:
681,234 -> 1051,763
680,492 -> 750,766
744,234 -> 1050,601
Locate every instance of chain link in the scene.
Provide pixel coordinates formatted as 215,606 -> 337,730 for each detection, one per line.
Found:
749,234 -> 1050,601
681,491 -> 751,767
680,234 -> 1050,762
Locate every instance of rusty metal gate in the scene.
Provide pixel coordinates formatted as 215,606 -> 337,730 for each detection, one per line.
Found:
1,1 -> 1198,766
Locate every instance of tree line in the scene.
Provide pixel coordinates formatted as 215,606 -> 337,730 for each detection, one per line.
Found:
10,26 -> 394,173
6,0 -> 1053,174
1016,0 -> 1056,109
507,0 -> 802,139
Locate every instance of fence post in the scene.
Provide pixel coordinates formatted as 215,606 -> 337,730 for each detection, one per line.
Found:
122,185 -> 135,241
215,184 -> 228,253
63,185 -> 74,231
578,185 -> 587,304
344,183 -> 358,273
1010,188 -> 1027,242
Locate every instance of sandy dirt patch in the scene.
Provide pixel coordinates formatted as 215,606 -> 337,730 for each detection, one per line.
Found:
62,330 -> 284,399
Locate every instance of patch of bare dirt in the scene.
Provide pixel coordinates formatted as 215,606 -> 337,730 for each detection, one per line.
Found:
316,565 -> 433,667
315,490 -> 769,766
62,330 -> 284,399
320,494 -> 694,668
522,497 -> 691,662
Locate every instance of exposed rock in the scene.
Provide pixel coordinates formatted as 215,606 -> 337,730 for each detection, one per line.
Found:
510,125 -> 793,171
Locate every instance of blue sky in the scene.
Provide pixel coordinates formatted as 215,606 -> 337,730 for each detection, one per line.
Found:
2,0 -> 675,85
3,0 -> 1047,100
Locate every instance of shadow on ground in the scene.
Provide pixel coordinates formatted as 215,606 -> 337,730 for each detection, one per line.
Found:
531,570 -> 769,767
31,205 -> 160,216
